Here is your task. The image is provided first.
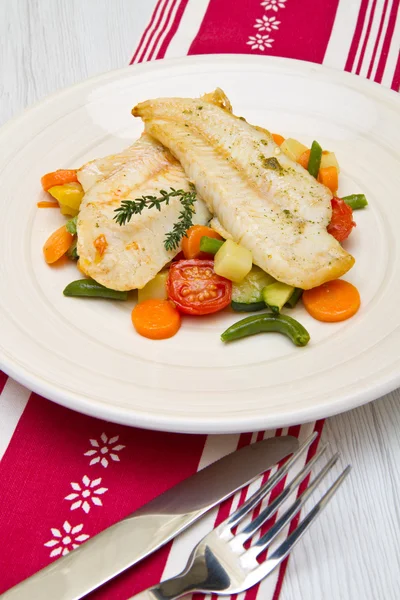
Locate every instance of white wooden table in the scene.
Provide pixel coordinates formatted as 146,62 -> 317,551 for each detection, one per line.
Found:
1,1 -> 399,599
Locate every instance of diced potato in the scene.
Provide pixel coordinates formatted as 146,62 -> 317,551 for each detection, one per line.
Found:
138,271 -> 169,302
280,138 -> 308,162
320,151 -> 340,173
214,239 -> 252,283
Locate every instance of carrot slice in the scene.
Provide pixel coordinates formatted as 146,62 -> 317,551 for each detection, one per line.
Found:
181,225 -> 223,259
303,280 -> 360,322
41,169 -> 78,192
318,166 -> 339,193
272,133 -> 285,146
297,149 -> 310,169
43,225 -> 74,264
37,201 -> 60,208
131,299 -> 181,340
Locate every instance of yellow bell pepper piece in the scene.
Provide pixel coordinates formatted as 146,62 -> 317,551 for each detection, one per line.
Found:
48,182 -> 84,217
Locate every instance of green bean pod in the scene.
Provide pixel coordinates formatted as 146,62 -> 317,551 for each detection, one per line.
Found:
221,313 -> 310,346
342,194 -> 368,210
285,288 -> 303,309
231,300 -> 266,312
63,279 -> 128,300
308,140 -> 323,178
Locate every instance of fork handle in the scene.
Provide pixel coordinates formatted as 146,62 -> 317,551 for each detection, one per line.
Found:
128,586 -> 184,600
128,571 -> 198,600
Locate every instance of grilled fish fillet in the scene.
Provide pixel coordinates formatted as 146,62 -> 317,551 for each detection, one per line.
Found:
77,134 -> 210,290
133,91 -> 355,289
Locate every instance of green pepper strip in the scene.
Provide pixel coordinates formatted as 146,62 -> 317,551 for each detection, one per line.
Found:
231,300 -> 266,312
285,288 -> 303,309
221,313 -> 310,347
308,140 -> 323,178
63,279 -> 128,300
342,194 -> 368,210
199,236 -> 224,255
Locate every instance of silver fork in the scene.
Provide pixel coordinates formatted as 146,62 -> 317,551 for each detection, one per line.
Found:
128,434 -> 350,600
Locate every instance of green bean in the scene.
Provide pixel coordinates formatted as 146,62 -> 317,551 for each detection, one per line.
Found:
342,194 -> 368,210
199,236 -> 224,255
285,288 -> 303,309
221,313 -> 310,346
231,300 -> 266,312
308,140 -> 323,178
63,279 -> 128,300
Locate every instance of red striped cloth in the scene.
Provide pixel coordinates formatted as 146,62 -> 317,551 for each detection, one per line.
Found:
0,0 -> 398,598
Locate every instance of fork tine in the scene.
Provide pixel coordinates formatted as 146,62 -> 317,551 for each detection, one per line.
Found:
232,443 -> 328,546
245,453 -> 340,559
251,465 -> 351,581
222,433 -> 317,532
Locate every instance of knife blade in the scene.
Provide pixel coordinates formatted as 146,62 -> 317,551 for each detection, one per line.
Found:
1,435 -> 298,600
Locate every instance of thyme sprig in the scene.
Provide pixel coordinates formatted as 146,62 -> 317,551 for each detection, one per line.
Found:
113,186 -> 197,251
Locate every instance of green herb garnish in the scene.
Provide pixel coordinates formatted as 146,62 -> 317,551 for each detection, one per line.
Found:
113,187 -> 197,251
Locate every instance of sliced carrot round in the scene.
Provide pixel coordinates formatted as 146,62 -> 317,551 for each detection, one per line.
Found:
131,299 -> 181,340
181,225 -> 223,259
43,225 -> 74,264
302,280 -> 360,322
272,133 -> 285,146
41,169 -> 78,191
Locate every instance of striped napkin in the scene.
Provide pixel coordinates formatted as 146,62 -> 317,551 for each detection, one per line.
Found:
0,1 -> 398,598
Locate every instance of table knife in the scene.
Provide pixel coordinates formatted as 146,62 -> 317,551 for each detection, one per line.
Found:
0,435 -> 298,600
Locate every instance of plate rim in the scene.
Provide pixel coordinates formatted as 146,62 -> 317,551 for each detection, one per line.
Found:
1,53 -> 399,433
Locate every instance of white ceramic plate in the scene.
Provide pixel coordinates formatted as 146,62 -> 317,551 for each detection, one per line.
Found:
1,55 -> 399,433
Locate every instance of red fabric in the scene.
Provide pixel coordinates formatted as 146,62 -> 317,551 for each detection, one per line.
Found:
158,0 -> 191,59
188,0 -> 340,64
367,0 -> 390,78
374,0 -> 400,83
0,370 -> 7,394
131,0 -> 169,64
392,51 -> 400,91
0,394 -> 207,597
345,0 -> 370,72
355,0 -> 378,75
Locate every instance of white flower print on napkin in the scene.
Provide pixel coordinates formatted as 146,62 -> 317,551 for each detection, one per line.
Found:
254,15 -> 280,32
44,521 -> 89,558
84,432 -> 125,468
65,475 -> 108,513
247,34 -> 274,51
261,0 -> 287,12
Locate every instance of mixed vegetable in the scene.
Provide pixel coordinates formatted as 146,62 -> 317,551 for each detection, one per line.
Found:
39,134 -> 368,346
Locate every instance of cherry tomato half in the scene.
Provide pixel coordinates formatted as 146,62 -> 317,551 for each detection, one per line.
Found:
327,197 -> 356,242
167,259 -> 232,315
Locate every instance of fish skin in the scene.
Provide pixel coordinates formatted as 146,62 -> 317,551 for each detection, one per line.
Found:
132,92 -> 355,290
76,134 -> 210,291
